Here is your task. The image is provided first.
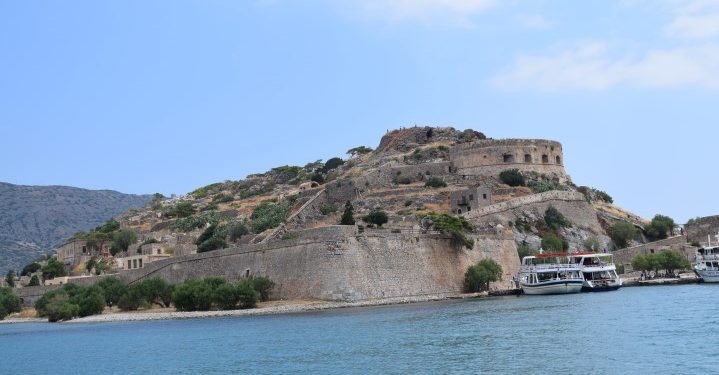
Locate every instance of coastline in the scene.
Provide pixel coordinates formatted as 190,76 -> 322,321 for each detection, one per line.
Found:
1,292 -> 490,325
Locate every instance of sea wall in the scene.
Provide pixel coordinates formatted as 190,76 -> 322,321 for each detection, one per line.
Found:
16,226 -> 519,307
613,236 -> 693,272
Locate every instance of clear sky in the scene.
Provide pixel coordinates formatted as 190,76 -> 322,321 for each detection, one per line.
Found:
1,0 -> 718,224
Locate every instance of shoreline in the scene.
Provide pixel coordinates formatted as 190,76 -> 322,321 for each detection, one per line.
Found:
1,292 -> 490,325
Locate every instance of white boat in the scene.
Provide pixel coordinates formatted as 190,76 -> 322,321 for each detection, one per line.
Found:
568,253 -> 622,292
515,252 -> 584,295
694,246 -> 719,282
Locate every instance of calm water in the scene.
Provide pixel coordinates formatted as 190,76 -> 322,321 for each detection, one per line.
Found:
2,285 -> 718,374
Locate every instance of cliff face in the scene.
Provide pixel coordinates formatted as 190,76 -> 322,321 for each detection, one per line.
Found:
0,182 -> 152,272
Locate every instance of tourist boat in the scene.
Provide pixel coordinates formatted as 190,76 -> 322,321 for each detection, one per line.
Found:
568,253 -> 622,292
515,251 -> 584,295
693,245 -> 719,282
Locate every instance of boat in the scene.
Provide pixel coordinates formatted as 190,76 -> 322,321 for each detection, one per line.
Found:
515,251 -> 584,295
568,253 -> 622,292
693,245 -> 719,282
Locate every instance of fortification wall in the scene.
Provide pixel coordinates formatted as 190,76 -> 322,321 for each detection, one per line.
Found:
16,226 -> 519,306
685,215 -> 719,244
465,191 -> 601,232
613,236 -> 693,272
449,139 -> 568,181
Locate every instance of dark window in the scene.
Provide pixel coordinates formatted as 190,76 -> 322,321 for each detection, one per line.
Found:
483,194 -> 487,199
139,258 -> 143,268
458,209 -> 462,214
127,260 -> 131,269
650,249 -> 655,254
542,155 -> 549,163
503,154 -> 515,163
469,194 -> 474,201
82,246 -> 87,254
524,154 -> 532,163
467,207 -> 471,211
556,156 -> 561,165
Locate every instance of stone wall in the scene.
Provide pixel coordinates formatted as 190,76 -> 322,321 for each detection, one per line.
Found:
685,215 -> 719,244
16,226 -> 520,306
612,236 -> 693,272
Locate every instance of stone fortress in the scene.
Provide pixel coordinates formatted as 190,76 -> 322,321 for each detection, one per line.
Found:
14,126 -> 652,306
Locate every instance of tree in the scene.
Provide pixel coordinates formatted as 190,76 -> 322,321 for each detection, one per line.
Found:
347,146 -> 373,157
610,222 -> 638,249
167,202 -> 196,218
340,201 -> 355,225
363,210 -> 389,227
97,277 -> 127,307
5,270 -> 15,288
71,285 -> 106,317
42,259 -> 66,279
499,169 -> 525,187
137,278 -> 174,307
171,279 -> 214,312
645,215 -> 676,242
321,157 -> 345,173
27,275 -> 40,286
112,229 -> 137,255
658,250 -> 691,276
20,262 -> 41,276
197,236 -> 228,253
228,221 -> 249,242
0,287 -> 21,320
424,177 -> 447,188
425,212 -> 475,249
117,285 -> 147,311
464,259 -> 503,292
541,234 -> 564,252
631,255 -> 651,274
236,280 -> 259,309
212,283 -> 242,310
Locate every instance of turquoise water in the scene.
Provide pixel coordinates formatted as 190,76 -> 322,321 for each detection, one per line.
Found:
2,285 -> 718,374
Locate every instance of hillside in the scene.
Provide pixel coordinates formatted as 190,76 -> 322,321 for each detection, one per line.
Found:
0,182 -> 152,272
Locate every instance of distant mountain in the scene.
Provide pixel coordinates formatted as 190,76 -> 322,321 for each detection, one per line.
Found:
0,182 -> 152,273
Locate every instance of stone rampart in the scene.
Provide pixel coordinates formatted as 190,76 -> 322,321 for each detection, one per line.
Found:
16,226 -> 520,305
613,236 -> 692,272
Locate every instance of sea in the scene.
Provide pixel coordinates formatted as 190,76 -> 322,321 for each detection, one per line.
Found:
1,284 -> 718,374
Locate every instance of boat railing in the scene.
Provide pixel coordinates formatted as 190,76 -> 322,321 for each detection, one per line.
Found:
696,254 -> 719,261
520,263 -> 581,271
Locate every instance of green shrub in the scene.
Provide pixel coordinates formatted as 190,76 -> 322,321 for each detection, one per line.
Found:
541,234 -> 564,251
499,169 -> 525,187
172,279 -> 214,312
281,232 -> 299,241
35,284 -> 104,322
111,229 -> 137,255
544,206 -> 570,230
0,288 -> 21,320
197,236 -> 228,253
212,194 -> 234,204
658,250 -> 691,274
20,262 -> 41,276
425,212 -> 475,249
166,202 -> 196,218
239,183 -> 275,199
424,177 -> 447,188
251,201 -> 290,233
136,278 -> 174,308
363,210 -> 389,227
319,203 -> 338,215
644,214 -> 675,242
347,146 -> 373,157
340,201 -> 355,225
117,286 -> 147,311
611,222 -> 639,249
27,275 -> 40,286
212,283 -> 242,310
71,285 -> 106,317
595,190 -> 613,203
396,176 -> 412,185
517,244 -> 533,259
236,280 -> 259,309
97,277 -> 127,307
250,277 -> 275,302
321,157 -> 345,173
41,258 -> 66,279
170,212 -> 225,232
528,181 -> 562,193
5,270 -> 15,288
228,221 -> 249,242
464,259 -> 503,292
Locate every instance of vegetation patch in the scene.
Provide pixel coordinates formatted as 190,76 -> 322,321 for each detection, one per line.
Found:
251,200 -> 291,233
424,177 -> 447,188
499,169 -> 525,187
464,259 -> 502,292
424,212 -> 475,249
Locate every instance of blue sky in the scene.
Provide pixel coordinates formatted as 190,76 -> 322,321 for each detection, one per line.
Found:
1,0 -> 718,223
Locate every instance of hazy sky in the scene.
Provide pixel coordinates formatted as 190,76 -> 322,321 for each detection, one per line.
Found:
2,0 -> 718,223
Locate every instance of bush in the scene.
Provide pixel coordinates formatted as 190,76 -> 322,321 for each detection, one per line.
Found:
517,244 -> 533,259
97,277 -> 127,307
645,214 -> 676,242
236,280 -> 259,309
528,180 -> 562,194
171,212 -> 224,232
42,258 -> 66,279
425,212 -> 475,249
27,275 -> 40,286
363,210 -> 389,227
21,262 -> 41,276
0,288 -> 21,320
35,284 -> 105,322
544,206 -> 570,230
227,221 -> 249,242
424,177 -> 447,188
197,236 -> 228,253
658,250 -> 691,275
499,169 -> 525,187
212,194 -> 234,204
595,190 -> 613,203
251,201 -> 290,233
5,270 -> 15,288
321,157 -> 345,173
611,222 -> 638,249
172,279 -> 214,312
319,203 -> 338,215
340,201 -> 355,225
71,285 -> 105,317
137,278 -> 174,307
212,283 -> 242,310
347,146 -> 373,157
464,259 -> 503,292
166,202 -> 196,218
541,234 -> 564,251
250,277 -> 275,302
117,286 -> 147,311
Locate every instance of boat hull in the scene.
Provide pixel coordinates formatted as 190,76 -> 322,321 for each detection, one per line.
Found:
521,280 -> 584,295
695,269 -> 719,282
581,284 -> 621,292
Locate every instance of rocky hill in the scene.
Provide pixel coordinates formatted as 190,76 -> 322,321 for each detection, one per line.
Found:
0,182 -> 152,272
